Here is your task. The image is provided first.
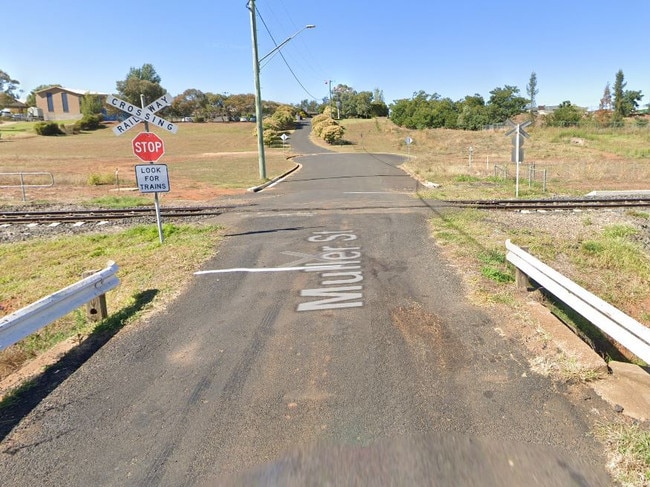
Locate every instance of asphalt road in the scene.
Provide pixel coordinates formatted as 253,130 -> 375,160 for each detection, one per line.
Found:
0,122 -> 613,485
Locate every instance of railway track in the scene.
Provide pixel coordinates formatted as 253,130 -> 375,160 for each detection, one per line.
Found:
1,198 -> 649,225
440,197 -> 650,211
0,206 -> 226,224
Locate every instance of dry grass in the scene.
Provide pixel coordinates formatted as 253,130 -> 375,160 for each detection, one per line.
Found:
0,121 -> 296,204
327,118 -> 650,199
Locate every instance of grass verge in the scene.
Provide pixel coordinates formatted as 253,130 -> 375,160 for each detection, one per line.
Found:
0,222 -> 222,389
596,421 -> 650,487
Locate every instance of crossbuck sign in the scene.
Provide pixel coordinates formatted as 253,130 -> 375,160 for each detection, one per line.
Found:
107,93 -> 178,136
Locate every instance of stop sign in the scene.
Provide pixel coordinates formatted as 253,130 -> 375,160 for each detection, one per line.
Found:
132,131 -> 165,162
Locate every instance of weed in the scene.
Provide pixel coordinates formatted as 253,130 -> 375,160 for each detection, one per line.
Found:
481,266 -> 514,283
454,174 -> 481,183
596,422 -> 650,486
87,173 -> 116,186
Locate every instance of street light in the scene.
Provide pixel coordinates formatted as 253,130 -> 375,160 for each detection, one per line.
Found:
248,0 -> 314,180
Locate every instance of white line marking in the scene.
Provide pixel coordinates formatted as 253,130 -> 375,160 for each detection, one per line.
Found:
194,265 -> 343,275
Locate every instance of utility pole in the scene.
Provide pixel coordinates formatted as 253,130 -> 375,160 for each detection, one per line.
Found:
248,0 -> 266,180
327,80 -> 333,117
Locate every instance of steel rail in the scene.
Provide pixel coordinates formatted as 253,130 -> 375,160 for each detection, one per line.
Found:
439,197 -> 650,210
0,206 -> 226,224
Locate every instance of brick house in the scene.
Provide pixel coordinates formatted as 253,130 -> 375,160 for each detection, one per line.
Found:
35,87 -> 107,121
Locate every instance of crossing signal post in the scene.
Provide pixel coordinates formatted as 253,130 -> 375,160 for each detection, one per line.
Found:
505,120 -> 531,198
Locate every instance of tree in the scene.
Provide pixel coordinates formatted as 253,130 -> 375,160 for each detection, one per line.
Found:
457,94 -> 488,130
115,63 -> 166,106
612,69 -> 626,120
369,88 -> 389,117
545,101 -> 583,127
599,83 -> 612,111
612,70 -> 644,119
81,93 -> 103,117
526,72 -> 539,120
170,89 -> 208,119
486,85 -> 528,124
593,83 -> 613,126
622,89 -> 643,117
0,70 -> 19,100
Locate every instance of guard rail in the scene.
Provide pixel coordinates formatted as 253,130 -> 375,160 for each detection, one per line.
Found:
0,261 -> 119,351
506,239 -> 650,364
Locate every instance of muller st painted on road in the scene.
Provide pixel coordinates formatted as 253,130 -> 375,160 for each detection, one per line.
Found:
297,230 -> 364,312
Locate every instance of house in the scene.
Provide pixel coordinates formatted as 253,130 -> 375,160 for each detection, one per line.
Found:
35,87 -> 107,121
0,99 -> 27,116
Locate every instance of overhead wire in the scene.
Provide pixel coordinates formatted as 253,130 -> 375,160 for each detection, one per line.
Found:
254,4 -> 322,101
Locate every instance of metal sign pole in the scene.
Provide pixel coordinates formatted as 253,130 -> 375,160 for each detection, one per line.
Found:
515,126 -> 520,198
141,94 -> 164,244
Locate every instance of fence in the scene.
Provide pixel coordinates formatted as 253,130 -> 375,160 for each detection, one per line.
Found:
0,172 -> 54,201
0,261 -> 120,351
505,240 -> 650,364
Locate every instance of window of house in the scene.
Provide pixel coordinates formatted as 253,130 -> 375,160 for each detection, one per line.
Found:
61,93 -> 69,113
46,93 -> 54,112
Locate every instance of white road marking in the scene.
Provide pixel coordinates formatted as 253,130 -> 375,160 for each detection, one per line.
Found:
194,265 -> 343,275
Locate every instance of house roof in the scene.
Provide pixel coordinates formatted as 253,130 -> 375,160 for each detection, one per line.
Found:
34,86 -> 108,96
4,99 -> 27,108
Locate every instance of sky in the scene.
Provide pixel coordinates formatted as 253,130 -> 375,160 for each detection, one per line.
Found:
3,0 -> 649,110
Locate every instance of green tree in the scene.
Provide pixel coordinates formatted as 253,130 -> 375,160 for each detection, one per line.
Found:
457,94 -> 488,130
353,91 -> 374,118
487,85 -> 528,123
170,89 -> 207,118
612,69 -> 626,120
526,72 -> 539,120
0,70 -> 19,100
115,63 -> 166,106
545,101 -> 583,127
81,93 -> 103,117
612,70 -> 643,119
369,88 -> 389,117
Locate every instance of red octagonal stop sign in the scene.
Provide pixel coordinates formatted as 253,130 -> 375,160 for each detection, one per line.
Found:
132,131 -> 165,162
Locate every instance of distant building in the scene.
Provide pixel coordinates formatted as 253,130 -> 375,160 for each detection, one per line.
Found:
35,87 -> 107,121
537,105 -> 559,116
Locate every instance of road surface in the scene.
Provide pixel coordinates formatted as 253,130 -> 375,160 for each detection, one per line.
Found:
0,122 -> 613,485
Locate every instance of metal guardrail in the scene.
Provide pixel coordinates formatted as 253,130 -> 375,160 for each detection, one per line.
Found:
506,240 -> 650,364
0,171 -> 54,201
0,261 -> 120,351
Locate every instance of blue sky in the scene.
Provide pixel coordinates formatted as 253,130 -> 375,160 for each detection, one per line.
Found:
3,0 -> 649,110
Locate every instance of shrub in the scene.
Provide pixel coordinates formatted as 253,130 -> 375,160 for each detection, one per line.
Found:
321,124 -> 345,144
87,173 -> 116,186
34,122 -> 64,136
77,114 -> 102,131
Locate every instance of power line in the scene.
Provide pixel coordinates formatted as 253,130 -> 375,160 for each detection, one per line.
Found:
255,7 -> 321,101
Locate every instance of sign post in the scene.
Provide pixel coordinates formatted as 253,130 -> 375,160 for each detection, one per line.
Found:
107,94 -> 176,243
505,120 -> 531,198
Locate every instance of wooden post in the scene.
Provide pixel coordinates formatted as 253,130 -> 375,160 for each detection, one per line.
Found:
82,270 -> 108,321
515,268 -> 531,291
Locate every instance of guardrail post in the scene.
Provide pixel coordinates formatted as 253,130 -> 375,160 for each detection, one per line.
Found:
515,267 -> 531,291
82,270 -> 108,321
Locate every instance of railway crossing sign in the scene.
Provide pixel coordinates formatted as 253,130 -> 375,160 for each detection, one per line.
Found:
107,93 -> 178,136
132,131 -> 165,162
505,120 -> 532,198
505,120 -> 531,164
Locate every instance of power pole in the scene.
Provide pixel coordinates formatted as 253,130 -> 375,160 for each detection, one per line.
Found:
248,0 -> 266,180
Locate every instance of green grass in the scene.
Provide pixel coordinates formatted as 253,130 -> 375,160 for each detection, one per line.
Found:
0,222 -> 222,381
597,422 -> 650,486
